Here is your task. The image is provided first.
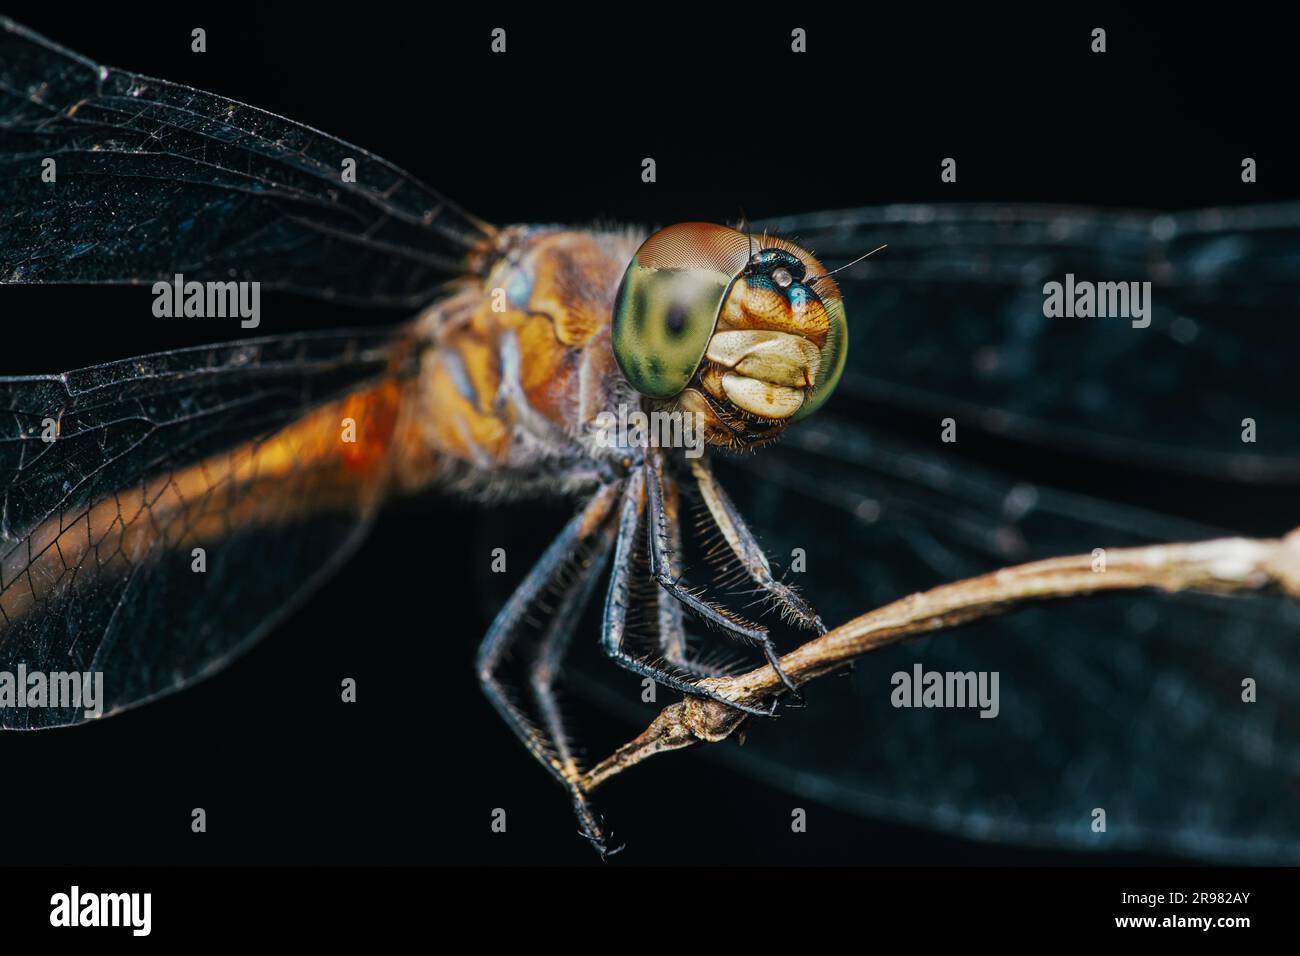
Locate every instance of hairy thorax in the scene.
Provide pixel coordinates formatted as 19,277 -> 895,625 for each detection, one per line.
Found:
394,226 -> 646,501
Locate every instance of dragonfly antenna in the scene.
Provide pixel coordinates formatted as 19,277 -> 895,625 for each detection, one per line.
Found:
808,244 -> 888,285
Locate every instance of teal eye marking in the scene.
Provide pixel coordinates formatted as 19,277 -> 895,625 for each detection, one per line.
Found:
788,284 -> 817,309
748,248 -> 805,280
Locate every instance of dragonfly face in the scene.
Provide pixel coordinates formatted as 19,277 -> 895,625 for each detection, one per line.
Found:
2,17 -> 1299,864
612,223 -> 848,448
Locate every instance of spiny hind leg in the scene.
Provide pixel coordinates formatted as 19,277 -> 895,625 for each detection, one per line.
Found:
476,482 -> 621,857
689,457 -> 826,635
644,454 -> 802,699
601,468 -> 774,718
654,466 -> 745,680
690,456 -> 829,700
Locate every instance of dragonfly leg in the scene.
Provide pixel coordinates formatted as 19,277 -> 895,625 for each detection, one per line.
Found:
644,454 -> 804,701
528,523 -> 623,857
476,483 -> 623,858
688,457 -> 827,634
654,467 -> 743,680
602,469 -> 776,718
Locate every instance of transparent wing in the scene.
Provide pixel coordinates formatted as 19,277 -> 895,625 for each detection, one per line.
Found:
558,204 -> 1300,860
686,205 -> 1300,861
759,203 -> 1300,479
0,18 -> 490,304
0,329 -> 416,727
712,419 -> 1300,863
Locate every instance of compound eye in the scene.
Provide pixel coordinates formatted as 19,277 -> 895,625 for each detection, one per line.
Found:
611,223 -> 752,399
789,295 -> 848,422
772,266 -> 793,289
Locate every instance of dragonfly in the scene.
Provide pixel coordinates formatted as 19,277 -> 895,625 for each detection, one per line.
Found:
2,18 -> 1299,862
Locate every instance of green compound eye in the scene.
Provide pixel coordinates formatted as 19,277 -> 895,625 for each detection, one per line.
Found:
612,223 -> 752,399
790,296 -> 848,422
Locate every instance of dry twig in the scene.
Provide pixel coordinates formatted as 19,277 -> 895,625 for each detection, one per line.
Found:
580,527 -> 1300,793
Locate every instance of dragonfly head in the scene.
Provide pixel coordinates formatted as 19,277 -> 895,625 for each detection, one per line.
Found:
611,222 -> 847,449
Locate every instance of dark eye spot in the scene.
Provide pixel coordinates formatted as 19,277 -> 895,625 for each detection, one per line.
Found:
632,285 -> 650,330
665,304 -> 688,336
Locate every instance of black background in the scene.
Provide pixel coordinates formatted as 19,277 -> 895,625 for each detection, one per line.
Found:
1,4 -> 1296,866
